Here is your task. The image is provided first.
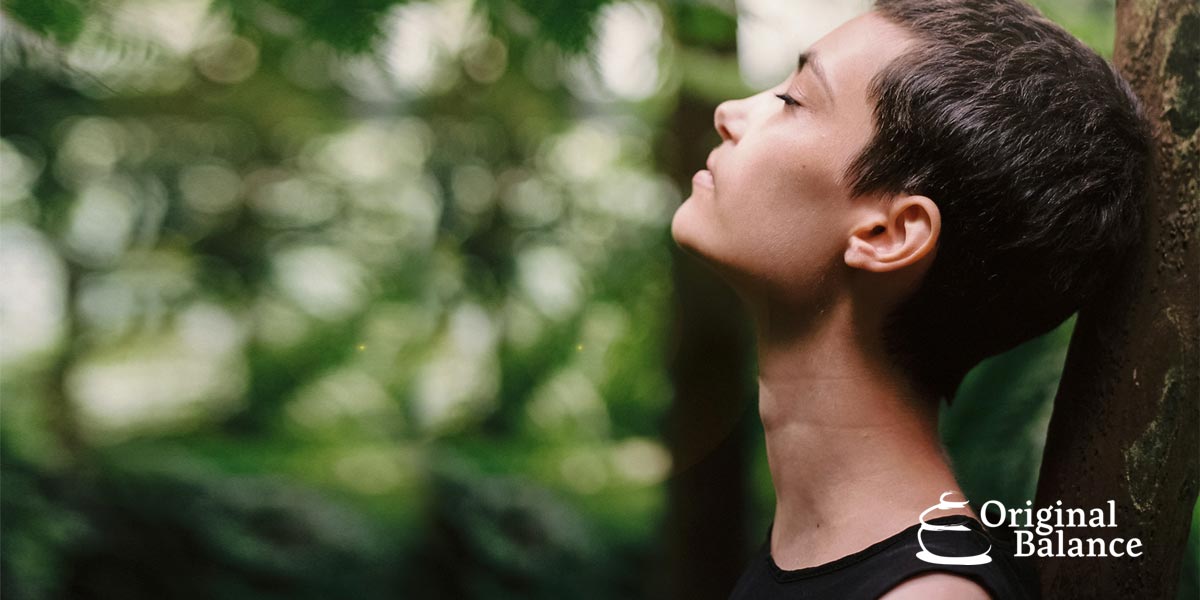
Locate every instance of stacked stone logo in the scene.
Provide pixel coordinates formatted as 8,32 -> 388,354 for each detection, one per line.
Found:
916,491 -> 992,565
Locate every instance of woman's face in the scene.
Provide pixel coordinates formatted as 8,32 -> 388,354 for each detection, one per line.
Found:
671,12 -> 915,305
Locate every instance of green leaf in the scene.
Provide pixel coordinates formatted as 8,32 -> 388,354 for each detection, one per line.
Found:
2,0 -> 89,44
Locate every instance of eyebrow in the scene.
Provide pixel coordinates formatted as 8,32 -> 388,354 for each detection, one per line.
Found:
797,51 -> 834,105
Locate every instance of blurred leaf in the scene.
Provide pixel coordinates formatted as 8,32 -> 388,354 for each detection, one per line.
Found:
671,0 -> 736,50
3,455 -> 402,600
480,0 -> 612,53
2,0 -> 89,44
410,457 -> 611,599
941,316 -> 1075,510
221,0 -> 408,53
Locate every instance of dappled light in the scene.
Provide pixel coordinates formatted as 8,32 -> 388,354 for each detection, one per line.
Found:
2,0 -> 1193,599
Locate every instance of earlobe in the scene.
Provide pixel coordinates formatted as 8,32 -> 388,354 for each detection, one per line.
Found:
844,195 -> 940,273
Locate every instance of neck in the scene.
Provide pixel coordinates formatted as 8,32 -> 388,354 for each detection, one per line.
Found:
750,295 -> 975,569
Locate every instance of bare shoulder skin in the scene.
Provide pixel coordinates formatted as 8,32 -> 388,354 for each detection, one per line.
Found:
879,572 -> 992,600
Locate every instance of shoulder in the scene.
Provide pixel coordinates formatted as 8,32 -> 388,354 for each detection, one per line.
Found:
878,572 -> 992,600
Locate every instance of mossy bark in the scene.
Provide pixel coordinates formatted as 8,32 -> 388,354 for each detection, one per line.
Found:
1035,0 -> 1199,597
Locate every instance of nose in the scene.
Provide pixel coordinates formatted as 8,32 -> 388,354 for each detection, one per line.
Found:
714,98 -> 746,143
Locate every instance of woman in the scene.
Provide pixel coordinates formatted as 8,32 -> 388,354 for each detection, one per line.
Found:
670,1 -> 1150,598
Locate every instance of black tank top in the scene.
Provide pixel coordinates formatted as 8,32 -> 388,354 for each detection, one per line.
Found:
728,515 -> 1041,599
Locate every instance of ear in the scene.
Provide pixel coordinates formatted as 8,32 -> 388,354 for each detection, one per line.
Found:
844,195 -> 940,272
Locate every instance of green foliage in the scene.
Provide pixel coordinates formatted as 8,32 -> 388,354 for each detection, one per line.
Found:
2,0 -> 90,43
942,317 -> 1075,511
228,0 -> 408,52
484,0 -> 613,54
1028,0 -> 1116,57
4,0 -> 1193,599
1,443 -> 402,600
671,0 -> 737,50
410,464 -> 608,599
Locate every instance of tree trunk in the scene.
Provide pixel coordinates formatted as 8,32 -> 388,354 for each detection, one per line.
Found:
660,70 -> 756,600
1034,1 -> 1199,598
652,8 -> 761,599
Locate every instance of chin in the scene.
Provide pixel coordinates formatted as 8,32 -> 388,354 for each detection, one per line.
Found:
670,197 -> 707,256
671,200 -> 735,276
669,202 -> 778,304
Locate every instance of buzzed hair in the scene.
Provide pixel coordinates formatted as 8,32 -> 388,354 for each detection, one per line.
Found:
848,0 -> 1152,402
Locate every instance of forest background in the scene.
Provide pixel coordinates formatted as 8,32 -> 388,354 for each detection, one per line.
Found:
1,0 -> 1195,598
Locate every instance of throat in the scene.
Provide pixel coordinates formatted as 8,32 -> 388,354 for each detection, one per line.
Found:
751,291 -> 971,571
759,386 -> 971,571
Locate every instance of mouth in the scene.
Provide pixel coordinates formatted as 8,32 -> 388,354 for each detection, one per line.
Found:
691,151 -> 716,189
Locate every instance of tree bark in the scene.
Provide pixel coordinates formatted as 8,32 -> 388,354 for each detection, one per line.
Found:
1034,1 -> 1199,598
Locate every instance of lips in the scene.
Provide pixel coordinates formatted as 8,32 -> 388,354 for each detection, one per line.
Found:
693,151 -> 717,189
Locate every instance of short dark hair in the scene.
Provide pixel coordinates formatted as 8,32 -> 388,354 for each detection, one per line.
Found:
847,0 -> 1152,403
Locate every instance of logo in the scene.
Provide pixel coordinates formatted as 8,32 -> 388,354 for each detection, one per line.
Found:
915,491 -> 992,565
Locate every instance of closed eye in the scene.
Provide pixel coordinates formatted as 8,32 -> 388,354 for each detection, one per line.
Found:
775,93 -> 801,108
